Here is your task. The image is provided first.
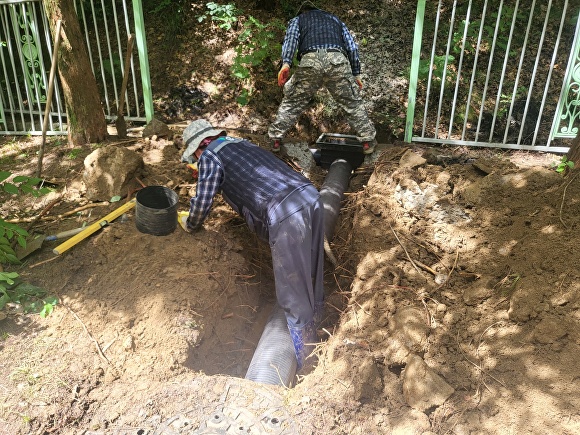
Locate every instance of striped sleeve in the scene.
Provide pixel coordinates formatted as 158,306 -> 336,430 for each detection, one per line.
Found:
341,22 -> 361,76
186,154 -> 224,231
281,17 -> 300,66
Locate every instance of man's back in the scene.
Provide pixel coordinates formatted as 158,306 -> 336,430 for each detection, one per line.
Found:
205,139 -> 312,223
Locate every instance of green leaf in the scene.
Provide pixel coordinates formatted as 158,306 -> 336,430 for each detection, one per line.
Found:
110,195 -> 121,202
12,282 -> 46,297
44,295 -> 59,305
0,290 -> 9,310
3,183 -> 18,194
12,175 -> 29,183
0,272 -> 17,285
0,171 -> 10,182
40,303 -> 54,318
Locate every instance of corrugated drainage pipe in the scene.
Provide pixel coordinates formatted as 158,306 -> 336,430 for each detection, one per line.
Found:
245,159 -> 353,386
245,304 -> 297,386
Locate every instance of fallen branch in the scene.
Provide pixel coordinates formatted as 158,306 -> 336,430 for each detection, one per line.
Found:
559,171 -> 579,229
65,304 -> 110,365
5,201 -> 110,224
389,222 -> 426,279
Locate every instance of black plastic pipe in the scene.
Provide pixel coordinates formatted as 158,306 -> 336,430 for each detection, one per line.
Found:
319,159 -> 353,242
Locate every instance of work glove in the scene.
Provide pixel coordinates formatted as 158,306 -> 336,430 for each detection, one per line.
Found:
186,162 -> 198,179
355,76 -> 363,90
278,63 -> 291,87
178,211 -> 190,233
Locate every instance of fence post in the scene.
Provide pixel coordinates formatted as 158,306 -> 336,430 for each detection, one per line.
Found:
132,0 -> 153,123
405,0 -> 426,143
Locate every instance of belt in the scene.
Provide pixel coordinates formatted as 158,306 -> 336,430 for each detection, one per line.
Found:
300,48 -> 345,57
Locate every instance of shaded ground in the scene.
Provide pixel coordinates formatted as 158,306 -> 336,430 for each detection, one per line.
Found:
1,1 -> 580,434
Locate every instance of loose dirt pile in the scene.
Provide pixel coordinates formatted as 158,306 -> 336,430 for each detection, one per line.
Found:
1,136 -> 578,434
1,0 -> 579,433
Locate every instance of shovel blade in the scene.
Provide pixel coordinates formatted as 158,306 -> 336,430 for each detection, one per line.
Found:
15,234 -> 45,260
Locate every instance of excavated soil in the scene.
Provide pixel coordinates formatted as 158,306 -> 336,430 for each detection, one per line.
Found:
1,1 -> 579,434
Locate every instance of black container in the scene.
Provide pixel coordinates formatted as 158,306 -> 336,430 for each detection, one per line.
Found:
135,186 -> 178,235
315,133 -> 365,170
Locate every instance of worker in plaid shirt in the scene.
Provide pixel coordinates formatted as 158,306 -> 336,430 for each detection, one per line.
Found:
179,118 -> 325,370
268,2 -> 376,154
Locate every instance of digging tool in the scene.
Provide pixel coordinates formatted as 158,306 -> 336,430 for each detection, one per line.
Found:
115,33 -> 135,138
36,19 -> 62,178
15,227 -> 86,260
53,199 -> 136,255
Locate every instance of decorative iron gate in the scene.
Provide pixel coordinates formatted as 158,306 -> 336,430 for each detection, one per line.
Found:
0,0 -> 153,136
406,0 -> 580,153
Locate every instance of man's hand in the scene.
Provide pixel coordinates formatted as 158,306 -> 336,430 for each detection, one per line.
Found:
278,63 -> 291,87
187,163 -> 198,179
355,76 -> 363,90
178,211 -> 190,233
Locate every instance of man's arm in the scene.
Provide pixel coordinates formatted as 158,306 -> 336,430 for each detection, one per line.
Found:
186,155 -> 223,231
281,17 -> 300,66
341,22 -> 361,76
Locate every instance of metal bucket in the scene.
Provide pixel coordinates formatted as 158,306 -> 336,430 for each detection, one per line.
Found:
135,186 -> 178,236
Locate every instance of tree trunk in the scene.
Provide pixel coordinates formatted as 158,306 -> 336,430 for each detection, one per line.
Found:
567,133 -> 580,166
43,0 -> 108,146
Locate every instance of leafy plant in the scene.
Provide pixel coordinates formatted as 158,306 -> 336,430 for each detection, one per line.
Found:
197,2 -> 240,30
1,171 -> 52,264
553,156 -> 574,174
0,274 -> 57,317
66,148 -> 83,159
0,171 -> 52,197
231,16 -> 285,105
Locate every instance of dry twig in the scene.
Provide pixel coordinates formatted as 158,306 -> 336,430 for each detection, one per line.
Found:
559,171 -> 579,229
64,304 -> 110,365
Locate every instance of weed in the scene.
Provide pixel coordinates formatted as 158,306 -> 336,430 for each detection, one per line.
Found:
553,156 -> 574,174
0,275 -> 58,318
231,15 -> 285,105
1,171 -> 56,318
66,148 -> 83,159
197,2 -> 240,31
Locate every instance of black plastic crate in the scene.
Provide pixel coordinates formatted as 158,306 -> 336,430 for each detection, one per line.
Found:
315,133 -> 365,169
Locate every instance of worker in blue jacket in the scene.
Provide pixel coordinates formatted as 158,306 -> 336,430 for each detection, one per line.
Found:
179,118 -> 324,369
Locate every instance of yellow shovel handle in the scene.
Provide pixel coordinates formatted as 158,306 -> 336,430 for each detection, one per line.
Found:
53,199 -> 136,255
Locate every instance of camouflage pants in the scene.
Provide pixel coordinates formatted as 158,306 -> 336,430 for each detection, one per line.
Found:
268,49 -> 376,141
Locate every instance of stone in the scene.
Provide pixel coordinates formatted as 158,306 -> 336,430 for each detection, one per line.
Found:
403,354 -> 455,411
142,118 -> 172,138
399,149 -> 426,169
83,146 -> 144,201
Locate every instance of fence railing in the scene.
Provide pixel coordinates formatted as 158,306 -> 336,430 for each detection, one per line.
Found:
406,0 -> 580,153
0,0 -> 152,136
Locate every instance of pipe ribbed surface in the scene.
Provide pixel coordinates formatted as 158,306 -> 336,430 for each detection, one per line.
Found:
319,159 -> 352,242
244,304 -> 297,386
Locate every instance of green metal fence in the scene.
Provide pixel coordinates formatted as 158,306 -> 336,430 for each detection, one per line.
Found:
0,0 -> 153,135
406,0 -> 580,153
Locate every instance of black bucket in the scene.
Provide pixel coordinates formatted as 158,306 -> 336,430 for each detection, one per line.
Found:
135,186 -> 179,236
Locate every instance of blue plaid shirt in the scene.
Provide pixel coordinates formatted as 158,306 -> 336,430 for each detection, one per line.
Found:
186,151 -> 223,231
185,138 -> 312,233
281,12 -> 361,76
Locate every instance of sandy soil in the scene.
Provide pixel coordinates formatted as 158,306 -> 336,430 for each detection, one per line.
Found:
1,1 -> 579,434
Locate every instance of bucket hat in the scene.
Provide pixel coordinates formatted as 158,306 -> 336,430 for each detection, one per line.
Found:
180,119 -> 225,163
